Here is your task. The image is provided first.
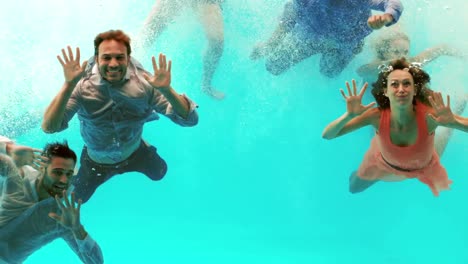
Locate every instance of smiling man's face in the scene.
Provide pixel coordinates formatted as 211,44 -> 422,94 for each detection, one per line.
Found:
42,157 -> 75,198
96,39 -> 129,83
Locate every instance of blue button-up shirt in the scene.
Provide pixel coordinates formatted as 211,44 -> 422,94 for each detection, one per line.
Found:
282,0 -> 403,44
58,58 -> 198,164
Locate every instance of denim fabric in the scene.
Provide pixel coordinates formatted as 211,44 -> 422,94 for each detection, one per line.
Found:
285,0 -> 403,44
265,31 -> 364,77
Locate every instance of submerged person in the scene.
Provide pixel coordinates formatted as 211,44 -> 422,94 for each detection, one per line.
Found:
322,58 -> 468,196
357,29 -> 464,82
138,0 -> 226,100
250,0 -> 404,78
42,29 -> 198,203
357,29 -> 467,155
0,137 -> 103,263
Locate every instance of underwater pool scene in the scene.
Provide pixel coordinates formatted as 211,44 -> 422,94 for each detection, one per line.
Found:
0,0 -> 467,263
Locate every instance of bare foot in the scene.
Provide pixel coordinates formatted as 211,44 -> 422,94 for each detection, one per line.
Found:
203,85 -> 225,100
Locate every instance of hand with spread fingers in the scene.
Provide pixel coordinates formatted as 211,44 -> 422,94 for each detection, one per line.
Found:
32,154 -> 49,173
7,144 -> 42,168
428,92 -> 457,127
57,46 -> 88,85
143,53 -> 172,92
49,191 -> 82,231
340,80 -> 376,117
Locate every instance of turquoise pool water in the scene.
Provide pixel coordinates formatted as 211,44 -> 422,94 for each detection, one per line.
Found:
1,0 -> 467,263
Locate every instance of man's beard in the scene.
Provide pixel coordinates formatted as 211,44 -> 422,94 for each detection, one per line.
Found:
42,175 -> 66,198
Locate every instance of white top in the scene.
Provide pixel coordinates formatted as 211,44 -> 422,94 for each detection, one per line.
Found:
0,137 -> 103,263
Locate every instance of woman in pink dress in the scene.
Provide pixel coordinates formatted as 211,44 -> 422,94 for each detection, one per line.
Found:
322,58 -> 468,196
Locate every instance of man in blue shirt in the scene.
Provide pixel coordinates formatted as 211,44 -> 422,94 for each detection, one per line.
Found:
0,137 -> 103,263
250,0 -> 404,78
42,30 -> 199,203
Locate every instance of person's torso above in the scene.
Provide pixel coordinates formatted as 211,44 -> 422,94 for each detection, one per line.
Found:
292,0 -> 375,43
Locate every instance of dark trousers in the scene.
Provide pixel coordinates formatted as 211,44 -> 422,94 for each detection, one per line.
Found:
72,141 -> 167,203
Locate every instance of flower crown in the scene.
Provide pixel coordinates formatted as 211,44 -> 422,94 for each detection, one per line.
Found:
377,61 -> 424,74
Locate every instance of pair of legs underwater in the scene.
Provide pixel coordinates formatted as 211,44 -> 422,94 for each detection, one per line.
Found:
350,99 -> 467,193
138,0 -> 225,100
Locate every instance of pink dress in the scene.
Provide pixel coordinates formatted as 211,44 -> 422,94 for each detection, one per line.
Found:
357,102 -> 452,196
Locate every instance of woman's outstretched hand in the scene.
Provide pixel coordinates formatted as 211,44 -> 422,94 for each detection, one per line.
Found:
428,92 -> 457,127
340,80 -> 375,117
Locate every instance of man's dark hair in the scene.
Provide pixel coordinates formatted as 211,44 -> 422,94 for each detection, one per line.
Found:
94,29 -> 132,56
43,141 -> 77,164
